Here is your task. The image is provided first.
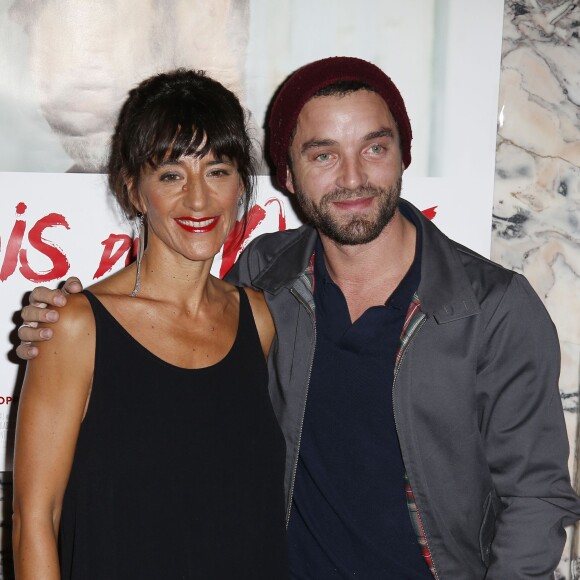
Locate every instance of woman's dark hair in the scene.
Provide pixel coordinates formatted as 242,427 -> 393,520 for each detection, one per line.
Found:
108,68 -> 256,229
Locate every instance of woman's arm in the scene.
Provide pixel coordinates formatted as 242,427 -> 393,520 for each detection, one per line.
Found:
13,293 -> 95,579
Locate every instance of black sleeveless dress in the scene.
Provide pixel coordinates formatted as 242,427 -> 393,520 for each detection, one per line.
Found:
59,289 -> 288,579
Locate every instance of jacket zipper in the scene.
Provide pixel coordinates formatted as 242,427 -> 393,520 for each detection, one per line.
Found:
285,283 -> 317,527
392,315 -> 440,580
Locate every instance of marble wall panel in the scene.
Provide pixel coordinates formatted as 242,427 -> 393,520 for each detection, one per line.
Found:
492,1 -> 580,577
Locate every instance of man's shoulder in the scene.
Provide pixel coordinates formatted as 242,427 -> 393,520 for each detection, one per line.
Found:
227,224 -> 316,288
401,198 -> 513,283
446,236 -> 548,326
452,239 -> 511,277
415,205 -> 522,318
239,224 -> 316,267
244,224 -> 314,253
410,200 -> 513,288
450,236 -> 519,304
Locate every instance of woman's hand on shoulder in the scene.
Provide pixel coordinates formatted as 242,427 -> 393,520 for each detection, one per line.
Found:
33,292 -> 94,360
243,288 -> 275,359
17,276 -> 84,360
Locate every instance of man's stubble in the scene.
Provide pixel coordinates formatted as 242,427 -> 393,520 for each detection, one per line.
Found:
294,176 -> 403,246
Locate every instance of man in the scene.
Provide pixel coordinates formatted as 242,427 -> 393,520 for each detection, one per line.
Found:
18,57 -> 580,578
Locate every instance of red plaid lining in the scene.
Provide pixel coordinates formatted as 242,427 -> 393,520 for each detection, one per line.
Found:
399,295 -> 436,577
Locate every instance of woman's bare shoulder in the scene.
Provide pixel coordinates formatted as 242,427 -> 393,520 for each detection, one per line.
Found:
242,286 -> 267,310
242,287 -> 274,357
50,292 -> 92,325
36,292 -> 95,355
25,293 -> 95,403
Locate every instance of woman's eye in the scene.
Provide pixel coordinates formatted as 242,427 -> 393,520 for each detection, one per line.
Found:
208,168 -> 230,177
159,172 -> 181,182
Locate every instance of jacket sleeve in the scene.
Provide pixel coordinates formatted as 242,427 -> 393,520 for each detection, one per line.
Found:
478,273 -> 580,579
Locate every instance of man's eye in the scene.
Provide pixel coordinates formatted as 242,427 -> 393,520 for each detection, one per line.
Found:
369,145 -> 384,154
315,153 -> 331,162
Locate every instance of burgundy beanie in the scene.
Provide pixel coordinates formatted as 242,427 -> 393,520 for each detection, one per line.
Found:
268,56 -> 412,189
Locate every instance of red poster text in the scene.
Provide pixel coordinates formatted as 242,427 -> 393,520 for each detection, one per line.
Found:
0,203 -> 71,283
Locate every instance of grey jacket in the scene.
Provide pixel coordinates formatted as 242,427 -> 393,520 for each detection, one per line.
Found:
226,199 -> 580,579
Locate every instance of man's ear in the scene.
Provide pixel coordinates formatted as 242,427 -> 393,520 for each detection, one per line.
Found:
285,166 -> 295,194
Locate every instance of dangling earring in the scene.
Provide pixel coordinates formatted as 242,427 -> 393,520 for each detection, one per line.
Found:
238,195 -> 244,207
131,213 -> 145,297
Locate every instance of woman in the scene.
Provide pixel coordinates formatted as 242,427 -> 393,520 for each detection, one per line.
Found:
12,69 -> 288,579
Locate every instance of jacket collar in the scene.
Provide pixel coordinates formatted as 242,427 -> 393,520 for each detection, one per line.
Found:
402,200 -> 481,323
252,224 -> 318,293
252,199 -> 481,323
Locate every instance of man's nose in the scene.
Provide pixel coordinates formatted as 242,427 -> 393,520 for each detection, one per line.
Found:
336,155 -> 367,190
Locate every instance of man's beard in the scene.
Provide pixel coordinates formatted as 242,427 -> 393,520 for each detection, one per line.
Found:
295,177 -> 402,245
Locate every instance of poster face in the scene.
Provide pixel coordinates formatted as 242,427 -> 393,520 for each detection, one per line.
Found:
0,0 -> 505,475
1,0 -> 250,173
1,0 -> 502,178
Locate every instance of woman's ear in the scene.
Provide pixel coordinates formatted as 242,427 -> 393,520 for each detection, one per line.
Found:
234,177 -> 244,208
125,175 -> 146,215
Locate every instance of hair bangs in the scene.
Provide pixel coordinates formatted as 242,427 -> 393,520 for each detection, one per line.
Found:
136,103 -> 207,170
136,99 -> 247,171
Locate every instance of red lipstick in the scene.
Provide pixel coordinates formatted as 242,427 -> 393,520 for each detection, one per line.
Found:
174,216 -> 220,233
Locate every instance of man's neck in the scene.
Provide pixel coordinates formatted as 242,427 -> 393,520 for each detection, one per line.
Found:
319,210 -> 417,322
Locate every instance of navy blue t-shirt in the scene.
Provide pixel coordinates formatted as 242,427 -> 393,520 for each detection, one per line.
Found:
288,206 -> 432,578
